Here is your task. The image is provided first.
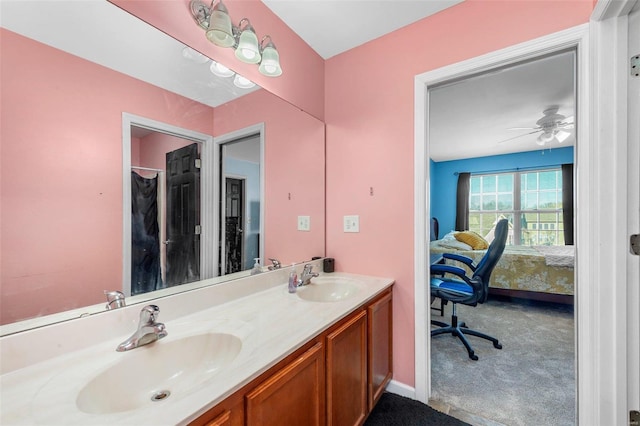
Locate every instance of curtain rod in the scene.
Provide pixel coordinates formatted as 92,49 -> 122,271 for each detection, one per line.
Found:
453,164 -> 567,176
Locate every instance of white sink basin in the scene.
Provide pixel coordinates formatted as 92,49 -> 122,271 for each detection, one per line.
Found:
295,277 -> 361,302
75,332 -> 242,414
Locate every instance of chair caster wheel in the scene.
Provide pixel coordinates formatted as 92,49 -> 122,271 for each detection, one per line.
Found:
469,352 -> 478,361
494,343 -> 502,349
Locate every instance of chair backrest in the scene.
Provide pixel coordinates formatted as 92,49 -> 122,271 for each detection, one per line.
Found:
430,217 -> 439,241
472,218 -> 509,303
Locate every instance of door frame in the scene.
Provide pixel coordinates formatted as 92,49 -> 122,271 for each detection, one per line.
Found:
122,113 -> 217,296
215,123 -> 265,276
414,23 -> 590,419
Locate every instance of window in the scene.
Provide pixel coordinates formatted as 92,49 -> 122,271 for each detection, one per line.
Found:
469,169 -> 564,246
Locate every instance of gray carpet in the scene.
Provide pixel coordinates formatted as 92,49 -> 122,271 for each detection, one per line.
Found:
430,296 -> 575,426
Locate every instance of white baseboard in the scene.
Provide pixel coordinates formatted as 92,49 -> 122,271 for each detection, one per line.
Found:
385,379 -> 416,399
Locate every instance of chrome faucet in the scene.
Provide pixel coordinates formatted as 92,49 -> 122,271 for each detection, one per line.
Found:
297,264 -> 319,287
116,305 -> 167,352
104,290 -> 126,310
268,258 -> 282,270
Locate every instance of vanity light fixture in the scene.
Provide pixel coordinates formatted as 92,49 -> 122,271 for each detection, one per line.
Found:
190,0 -> 283,77
210,60 -> 235,77
233,74 -> 256,89
209,60 -> 256,88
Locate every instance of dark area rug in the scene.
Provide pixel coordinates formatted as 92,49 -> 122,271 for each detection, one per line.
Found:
365,392 -> 470,426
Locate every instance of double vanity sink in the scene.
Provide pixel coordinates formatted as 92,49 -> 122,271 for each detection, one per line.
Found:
0,269 -> 392,425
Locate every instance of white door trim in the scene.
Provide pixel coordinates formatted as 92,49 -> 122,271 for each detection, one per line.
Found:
589,0 -> 638,421
413,23 -> 590,419
122,113 -> 217,294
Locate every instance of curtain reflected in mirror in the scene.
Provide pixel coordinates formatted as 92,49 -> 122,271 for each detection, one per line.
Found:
131,171 -> 162,295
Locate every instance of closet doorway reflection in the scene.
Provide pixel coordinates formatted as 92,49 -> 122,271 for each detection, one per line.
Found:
123,113 -> 216,298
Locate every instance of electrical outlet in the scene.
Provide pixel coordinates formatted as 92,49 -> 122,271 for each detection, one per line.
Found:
297,215 -> 310,231
344,215 -> 360,233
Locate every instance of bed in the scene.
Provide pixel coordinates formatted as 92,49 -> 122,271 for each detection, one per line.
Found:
430,239 -> 575,304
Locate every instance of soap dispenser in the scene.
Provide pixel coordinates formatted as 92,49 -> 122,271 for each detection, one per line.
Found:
250,258 -> 262,275
288,264 -> 298,293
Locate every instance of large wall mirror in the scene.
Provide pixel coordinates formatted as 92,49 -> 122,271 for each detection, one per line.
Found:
0,1 -> 325,334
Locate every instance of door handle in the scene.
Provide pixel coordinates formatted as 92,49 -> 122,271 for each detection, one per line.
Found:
163,240 -> 171,245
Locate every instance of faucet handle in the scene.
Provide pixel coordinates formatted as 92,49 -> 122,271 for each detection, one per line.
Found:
104,290 -> 126,310
140,305 -> 160,324
268,258 -> 281,270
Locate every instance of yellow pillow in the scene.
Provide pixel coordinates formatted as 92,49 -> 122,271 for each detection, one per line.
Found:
454,231 -> 489,250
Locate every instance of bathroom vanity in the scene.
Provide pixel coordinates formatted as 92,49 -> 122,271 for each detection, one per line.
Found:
0,265 -> 393,425
191,287 -> 392,426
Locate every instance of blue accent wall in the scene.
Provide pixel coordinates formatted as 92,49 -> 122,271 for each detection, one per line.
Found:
431,147 -> 574,235
225,157 -> 260,269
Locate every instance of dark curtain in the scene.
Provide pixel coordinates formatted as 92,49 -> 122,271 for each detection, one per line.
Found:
131,171 -> 163,295
561,163 -> 574,245
455,172 -> 471,231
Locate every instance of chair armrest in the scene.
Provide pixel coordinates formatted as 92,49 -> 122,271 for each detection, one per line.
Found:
442,252 -> 477,271
430,264 -> 473,285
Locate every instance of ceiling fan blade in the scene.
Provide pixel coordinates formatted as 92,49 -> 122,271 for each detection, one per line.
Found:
497,129 -> 542,143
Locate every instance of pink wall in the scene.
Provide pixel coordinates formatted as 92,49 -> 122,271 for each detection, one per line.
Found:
213,90 -> 325,265
324,0 -> 594,386
0,29 -> 214,324
137,133 -> 195,170
109,0 -> 325,121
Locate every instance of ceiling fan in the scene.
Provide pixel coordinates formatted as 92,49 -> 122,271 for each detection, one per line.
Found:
499,106 -> 574,146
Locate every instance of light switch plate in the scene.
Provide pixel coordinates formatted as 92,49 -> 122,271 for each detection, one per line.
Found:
344,215 -> 360,233
297,215 -> 310,231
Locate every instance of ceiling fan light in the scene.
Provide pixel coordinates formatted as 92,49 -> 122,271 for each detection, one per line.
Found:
555,130 -> 571,143
258,42 -> 282,77
537,132 -> 555,146
205,1 -> 235,48
235,22 -> 261,64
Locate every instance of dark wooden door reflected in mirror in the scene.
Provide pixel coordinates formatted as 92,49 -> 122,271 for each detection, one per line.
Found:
165,143 -> 201,287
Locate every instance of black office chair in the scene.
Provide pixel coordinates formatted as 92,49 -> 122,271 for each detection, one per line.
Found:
430,219 -> 508,360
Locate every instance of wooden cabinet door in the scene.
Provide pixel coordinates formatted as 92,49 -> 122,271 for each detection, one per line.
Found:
246,342 -> 325,426
326,310 -> 368,426
368,290 -> 393,409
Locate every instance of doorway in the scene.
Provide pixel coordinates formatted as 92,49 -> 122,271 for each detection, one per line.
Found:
216,124 -> 264,276
426,50 -> 577,424
122,113 -> 217,297
413,24 -> 590,421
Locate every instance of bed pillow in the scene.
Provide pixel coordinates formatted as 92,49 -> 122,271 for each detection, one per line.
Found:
454,231 -> 489,250
436,239 -> 473,251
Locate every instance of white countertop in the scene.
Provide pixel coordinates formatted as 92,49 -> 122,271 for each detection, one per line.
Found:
0,271 -> 393,425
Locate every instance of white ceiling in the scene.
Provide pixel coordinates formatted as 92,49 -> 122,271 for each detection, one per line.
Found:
429,51 -> 576,161
261,0 -> 464,59
0,0 -> 259,108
